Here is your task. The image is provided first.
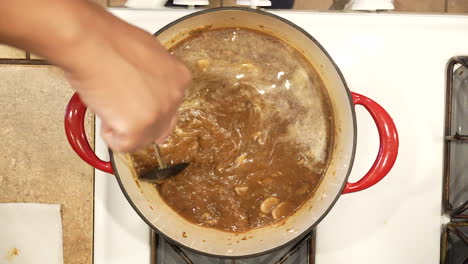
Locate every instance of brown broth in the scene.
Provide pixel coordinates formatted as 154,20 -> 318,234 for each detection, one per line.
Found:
131,28 -> 334,232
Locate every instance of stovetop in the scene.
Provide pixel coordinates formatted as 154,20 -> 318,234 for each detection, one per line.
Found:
93,9 -> 468,264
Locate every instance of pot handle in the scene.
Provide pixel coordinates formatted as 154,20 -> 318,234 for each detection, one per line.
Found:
64,93 -> 114,174
343,92 -> 398,194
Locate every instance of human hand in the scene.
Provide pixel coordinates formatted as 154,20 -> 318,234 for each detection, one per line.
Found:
0,0 -> 191,152
62,5 -> 191,152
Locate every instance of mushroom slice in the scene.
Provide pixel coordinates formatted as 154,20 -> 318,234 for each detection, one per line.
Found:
260,197 -> 280,214
272,202 -> 295,220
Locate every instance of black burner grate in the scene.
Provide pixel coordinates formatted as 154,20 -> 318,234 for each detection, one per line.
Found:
441,224 -> 468,264
442,56 -> 468,264
150,230 -> 315,264
444,56 -> 468,219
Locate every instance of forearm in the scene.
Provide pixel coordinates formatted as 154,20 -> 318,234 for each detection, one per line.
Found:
0,0 -> 191,152
0,0 -> 112,72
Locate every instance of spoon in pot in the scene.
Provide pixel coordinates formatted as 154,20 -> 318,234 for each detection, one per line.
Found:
139,144 -> 189,183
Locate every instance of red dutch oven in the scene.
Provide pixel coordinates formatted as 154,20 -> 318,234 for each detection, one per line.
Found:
64,7 -> 398,258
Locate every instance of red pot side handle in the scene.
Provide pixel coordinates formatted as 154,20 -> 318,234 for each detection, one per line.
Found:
343,92 -> 399,194
64,93 -> 114,174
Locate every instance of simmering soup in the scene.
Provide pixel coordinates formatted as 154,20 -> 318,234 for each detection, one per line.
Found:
131,28 -> 334,232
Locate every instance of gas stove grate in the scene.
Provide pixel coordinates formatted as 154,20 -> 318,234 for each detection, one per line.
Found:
442,56 -> 468,264
150,230 -> 315,264
444,56 -> 468,219
441,223 -> 468,264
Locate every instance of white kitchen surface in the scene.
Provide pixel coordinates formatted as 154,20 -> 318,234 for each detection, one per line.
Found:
93,8 -> 468,264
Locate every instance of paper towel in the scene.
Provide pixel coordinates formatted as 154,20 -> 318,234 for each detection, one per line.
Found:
0,203 -> 63,264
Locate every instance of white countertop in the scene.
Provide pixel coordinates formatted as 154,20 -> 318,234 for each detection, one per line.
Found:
93,9 -> 468,264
